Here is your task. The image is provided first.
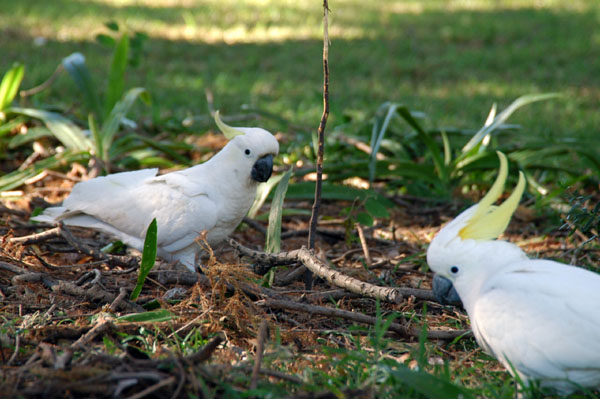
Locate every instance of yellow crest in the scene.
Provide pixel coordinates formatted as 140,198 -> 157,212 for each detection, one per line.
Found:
214,110 -> 245,140
458,152 -> 526,241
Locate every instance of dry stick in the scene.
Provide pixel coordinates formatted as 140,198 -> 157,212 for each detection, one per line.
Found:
306,0 -> 331,290
8,227 -> 61,244
58,224 -> 137,268
71,321 -> 114,350
185,333 -> 225,363
109,287 -> 129,313
258,298 -> 470,340
230,239 -> 402,303
124,376 -> 176,399
356,224 -> 372,266
20,64 -> 64,97
250,320 -> 269,390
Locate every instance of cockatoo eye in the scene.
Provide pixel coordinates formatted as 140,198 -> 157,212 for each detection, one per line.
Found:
450,266 -> 459,274
244,149 -> 251,155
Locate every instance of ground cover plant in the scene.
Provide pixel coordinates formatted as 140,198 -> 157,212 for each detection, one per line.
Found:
1,0 -> 599,398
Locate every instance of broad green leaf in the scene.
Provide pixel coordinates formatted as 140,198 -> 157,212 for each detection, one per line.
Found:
7,107 -> 91,151
248,174 -> 284,218
100,87 -> 149,164
95,33 -> 116,47
265,168 -> 292,253
104,33 -> 129,118
116,309 -> 174,323
62,53 -> 103,121
356,212 -> 374,226
365,197 -> 390,219
0,64 -> 25,111
130,218 -> 157,301
8,126 -> 52,148
105,21 -> 119,31
461,93 -> 561,154
369,102 -> 398,184
88,113 -> 102,158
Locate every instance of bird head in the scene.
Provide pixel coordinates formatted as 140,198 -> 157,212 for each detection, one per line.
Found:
214,111 -> 279,183
427,152 -> 527,305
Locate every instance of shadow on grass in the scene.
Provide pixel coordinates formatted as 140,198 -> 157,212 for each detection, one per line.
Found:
1,0 -> 599,140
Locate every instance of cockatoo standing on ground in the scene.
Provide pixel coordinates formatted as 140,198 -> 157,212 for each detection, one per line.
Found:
33,112 -> 279,271
427,152 -> 600,394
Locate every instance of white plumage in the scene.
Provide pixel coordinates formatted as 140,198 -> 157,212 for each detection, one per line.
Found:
33,114 -> 279,271
428,152 -> 600,394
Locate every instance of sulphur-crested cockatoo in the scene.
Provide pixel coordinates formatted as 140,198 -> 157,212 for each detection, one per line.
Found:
33,112 -> 279,271
428,152 -> 600,394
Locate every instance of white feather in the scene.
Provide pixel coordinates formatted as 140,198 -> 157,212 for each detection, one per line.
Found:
428,204 -> 600,394
32,126 -> 279,271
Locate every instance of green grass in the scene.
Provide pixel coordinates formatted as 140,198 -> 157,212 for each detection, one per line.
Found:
1,0 -> 599,142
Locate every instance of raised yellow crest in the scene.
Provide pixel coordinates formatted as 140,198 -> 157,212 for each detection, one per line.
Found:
458,152 -> 526,241
214,110 -> 245,140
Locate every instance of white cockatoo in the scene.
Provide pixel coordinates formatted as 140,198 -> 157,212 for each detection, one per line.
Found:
428,152 -> 600,394
32,112 -> 279,271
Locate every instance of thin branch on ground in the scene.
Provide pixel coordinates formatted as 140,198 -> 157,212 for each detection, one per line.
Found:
257,298 -> 470,340
250,320 -> 269,390
230,239 -> 402,303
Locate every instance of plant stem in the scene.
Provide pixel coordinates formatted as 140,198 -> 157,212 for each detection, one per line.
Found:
306,0 -> 330,289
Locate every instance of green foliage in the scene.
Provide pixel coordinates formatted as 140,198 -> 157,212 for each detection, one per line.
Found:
116,309 -> 174,323
0,64 -> 24,111
130,218 -> 158,301
563,195 -> 599,246
265,168 -> 293,253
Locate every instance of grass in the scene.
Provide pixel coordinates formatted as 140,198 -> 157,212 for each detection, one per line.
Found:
1,0 -> 599,142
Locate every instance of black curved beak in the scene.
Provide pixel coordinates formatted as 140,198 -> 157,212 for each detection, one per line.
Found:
251,154 -> 274,183
432,274 -> 463,306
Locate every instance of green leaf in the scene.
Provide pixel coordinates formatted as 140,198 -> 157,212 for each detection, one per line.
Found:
104,33 -> 130,119
7,107 -> 92,151
105,21 -> 119,31
386,364 -> 474,399
364,197 -> 390,219
265,168 -> 293,253
356,212 -> 374,226
396,105 -> 449,183
0,63 -> 25,111
0,150 -> 89,192
100,87 -> 149,164
96,33 -> 116,47
248,174 -> 284,218
116,309 -> 174,323
130,218 -> 157,301
62,53 -> 103,121
461,93 -> 561,154
369,102 -> 398,184
8,126 -> 52,148
88,113 -> 102,158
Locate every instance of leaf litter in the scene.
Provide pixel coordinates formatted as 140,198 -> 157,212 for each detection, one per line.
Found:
0,172 -> 598,398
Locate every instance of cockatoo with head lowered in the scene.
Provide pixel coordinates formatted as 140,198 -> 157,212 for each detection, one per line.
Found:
428,152 -> 600,394
33,112 -> 279,271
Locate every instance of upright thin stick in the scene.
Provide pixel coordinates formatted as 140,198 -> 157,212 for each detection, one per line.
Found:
306,0 -> 330,289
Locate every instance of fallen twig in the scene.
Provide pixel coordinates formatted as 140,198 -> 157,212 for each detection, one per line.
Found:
8,227 -> 61,244
258,298 -> 470,340
185,333 -> 225,363
58,224 -> 137,268
124,376 -> 176,399
250,320 -> 269,389
230,239 -> 403,303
